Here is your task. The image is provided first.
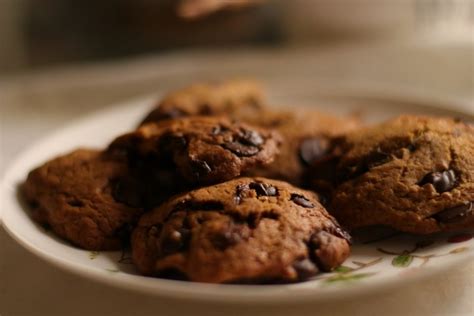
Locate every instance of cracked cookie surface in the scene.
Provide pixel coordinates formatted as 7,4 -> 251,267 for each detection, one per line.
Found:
22,149 -> 144,250
311,115 -> 474,234
108,116 -> 281,206
131,177 -> 351,283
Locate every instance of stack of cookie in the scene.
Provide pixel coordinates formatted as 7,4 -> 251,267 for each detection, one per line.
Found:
22,80 -> 474,284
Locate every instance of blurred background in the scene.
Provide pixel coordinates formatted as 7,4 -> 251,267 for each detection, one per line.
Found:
1,0 -> 473,74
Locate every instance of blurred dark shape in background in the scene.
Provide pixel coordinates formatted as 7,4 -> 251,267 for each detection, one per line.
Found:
1,0 -> 472,75
2,0 -> 281,72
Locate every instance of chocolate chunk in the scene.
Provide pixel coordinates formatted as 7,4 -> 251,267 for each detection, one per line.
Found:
339,146 -> 396,182
222,129 -> 263,157
211,125 -> 230,135
162,228 -> 191,255
299,138 -> 326,166
211,225 -> 247,250
420,170 -> 457,193
249,182 -> 278,197
112,177 -> 143,208
366,147 -> 391,168
190,159 -> 212,178
309,231 -> 328,250
308,231 -> 344,271
165,134 -> 187,150
434,201 -> 473,223
240,129 -> 264,147
329,225 -> 352,243
141,108 -> 185,124
290,194 -> 314,208
222,141 -> 260,157
292,258 -> 319,280
234,184 -> 250,204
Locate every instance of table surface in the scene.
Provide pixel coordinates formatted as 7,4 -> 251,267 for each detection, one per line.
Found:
1,41 -> 473,316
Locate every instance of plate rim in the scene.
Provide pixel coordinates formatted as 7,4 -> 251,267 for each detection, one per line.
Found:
1,94 -> 473,304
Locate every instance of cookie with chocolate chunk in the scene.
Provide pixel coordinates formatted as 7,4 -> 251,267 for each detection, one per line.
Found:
131,177 -> 351,283
312,115 -> 474,234
22,149 -> 144,250
141,80 -> 265,125
244,108 -> 361,185
140,80 -> 360,185
109,116 -> 281,206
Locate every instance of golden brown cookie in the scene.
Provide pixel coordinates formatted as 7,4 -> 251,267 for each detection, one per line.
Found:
140,80 -> 265,125
310,115 -> 474,234
22,149 -> 144,250
108,116 -> 282,206
132,177 -> 351,283
244,108 -> 361,185
140,81 -> 361,185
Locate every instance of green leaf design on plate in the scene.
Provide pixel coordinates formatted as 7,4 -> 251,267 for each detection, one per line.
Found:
392,254 -> 413,268
89,251 -> 99,260
334,266 -> 353,273
105,268 -> 120,273
325,272 -> 375,284
450,247 -> 469,254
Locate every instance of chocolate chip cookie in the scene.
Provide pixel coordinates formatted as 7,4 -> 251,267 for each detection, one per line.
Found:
22,149 -> 144,250
244,108 -> 361,185
132,177 -> 351,283
140,81 -> 360,185
312,115 -> 474,234
108,116 -> 282,206
141,80 -> 265,125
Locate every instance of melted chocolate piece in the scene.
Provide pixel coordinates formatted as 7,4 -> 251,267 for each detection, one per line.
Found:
249,182 -> 278,197
234,184 -> 249,204
308,230 -> 341,271
190,159 -> 212,178
434,201 -> 473,223
329,225 -> 352,244
211,224 -> 248,250
222,141 -> 260,157
141,108 -> 186,125
292,258 -> 319,280
290,194 -> 314,208
299,138 -> 326,166
221,129 -> 263,157
234,182 -> 278,204
339,141 -> 415,182
240,130 -> 264,147
420,170 -> 457,193
112,177 -> 143,208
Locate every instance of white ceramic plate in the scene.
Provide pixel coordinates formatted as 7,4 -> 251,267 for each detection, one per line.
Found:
1,95 -> 473,304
